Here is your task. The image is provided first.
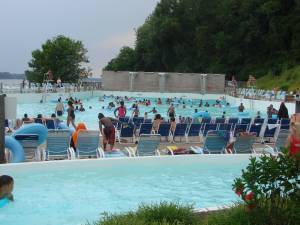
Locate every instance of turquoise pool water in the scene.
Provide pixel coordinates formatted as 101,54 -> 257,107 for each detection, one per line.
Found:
17,96 -> 261,129
0,155 -> 251,225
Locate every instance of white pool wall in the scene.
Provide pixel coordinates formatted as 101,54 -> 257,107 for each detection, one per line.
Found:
7,90 -> 296,115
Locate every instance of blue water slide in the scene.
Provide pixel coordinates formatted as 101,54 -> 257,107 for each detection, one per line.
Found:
4,136 -> 25,163
13,123 -> 48,145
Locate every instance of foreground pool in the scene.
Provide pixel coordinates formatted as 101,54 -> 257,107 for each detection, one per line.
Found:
0,155 -> 252,225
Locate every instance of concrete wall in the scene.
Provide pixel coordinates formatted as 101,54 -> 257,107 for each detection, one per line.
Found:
102,71 -> 225,93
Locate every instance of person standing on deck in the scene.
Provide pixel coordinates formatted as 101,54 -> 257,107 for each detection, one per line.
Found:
114,101 -> 127,118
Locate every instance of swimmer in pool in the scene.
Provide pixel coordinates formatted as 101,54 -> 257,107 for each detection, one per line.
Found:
0,175 -> 14,201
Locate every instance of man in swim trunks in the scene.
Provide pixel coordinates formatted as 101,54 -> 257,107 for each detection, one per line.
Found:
98,113 -> 118,151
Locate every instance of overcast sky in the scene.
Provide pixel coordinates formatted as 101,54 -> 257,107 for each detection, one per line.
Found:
0,0 -> 158,75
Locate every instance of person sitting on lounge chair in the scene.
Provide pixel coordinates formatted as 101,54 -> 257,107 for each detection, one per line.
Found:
71,123 -> 87,151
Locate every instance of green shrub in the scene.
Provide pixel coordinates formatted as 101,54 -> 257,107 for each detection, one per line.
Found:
91,202 -> 199,225
233,153 -> 300,225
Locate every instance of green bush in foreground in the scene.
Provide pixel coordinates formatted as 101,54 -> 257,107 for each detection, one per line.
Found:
233,153 -> 300,225
90,202 -> 199,225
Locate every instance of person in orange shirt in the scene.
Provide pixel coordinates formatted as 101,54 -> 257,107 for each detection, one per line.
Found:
71,123 -> 87,150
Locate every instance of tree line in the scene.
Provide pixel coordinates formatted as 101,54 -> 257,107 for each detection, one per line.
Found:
105,0 -> 300,80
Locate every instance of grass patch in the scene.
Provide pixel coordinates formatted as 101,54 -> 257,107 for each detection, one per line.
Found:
256,65 -> 300,91
87,202 -> 253,225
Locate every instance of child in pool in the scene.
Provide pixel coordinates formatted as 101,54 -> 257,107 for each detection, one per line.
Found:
0,175 -> 14,201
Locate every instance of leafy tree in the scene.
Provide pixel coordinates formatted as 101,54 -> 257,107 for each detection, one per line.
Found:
104,0 -> 300,81
104,47 -> 136,71
26,35 -> 88,83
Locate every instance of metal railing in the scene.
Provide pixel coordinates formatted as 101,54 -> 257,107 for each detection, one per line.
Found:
0,82 -> 102,94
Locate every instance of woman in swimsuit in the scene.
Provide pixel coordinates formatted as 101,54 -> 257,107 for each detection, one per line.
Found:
67,101 -> 76,129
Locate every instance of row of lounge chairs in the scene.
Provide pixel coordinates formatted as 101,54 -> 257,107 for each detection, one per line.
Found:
29,128 -> 289,161
116,117 -> 290,144
237,88 -> 286,100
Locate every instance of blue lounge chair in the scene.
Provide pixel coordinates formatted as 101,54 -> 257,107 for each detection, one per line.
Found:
240,118 -> 251,125
280,119 -> 290,130
202,123 -> 218,137
263,129 -> 290,154
46,130 -> 73,160
132,117 -> 144,128
127,134 -> 161,156
144,119 -> 152,123
267,118 -> 278,124
118,123 -> 135,143
34,118 -> 44,124
45,119 -> 56,130
228,118 -> 239,125
76,130 -> 101,158
215,118 -> 225,124
262,124 -> 279,142
203,131 -> 228,154
172,123 -> 188,142
14,134 -> 40,161
233,124 -> 249,137
139,123 -> 153,135
248,124 -> 262,137
253,118 -> 264,124
233,133 -> 256,154
185,123 -> 202,143
158,123 -> 171,140
201,117 -> 212,124
218,123 -> 232,132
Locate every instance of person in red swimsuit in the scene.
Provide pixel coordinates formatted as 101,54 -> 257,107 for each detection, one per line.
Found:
287,122 -> 300,157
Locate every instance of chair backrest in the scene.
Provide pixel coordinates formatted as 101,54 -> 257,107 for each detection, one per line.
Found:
280,119 -> 290,130
173,123 -> 188,136
228,118 -> 239,125
215,118 -> 225,124
233,133 -> 256,153
34,118 -> 44,124
187,123 -> 202,137
120,123 -> 134,138
233,124 -> 249,137
144,119 -> 152,123
133,117 -> 144,127
76,130 -> 100,157
241,118 -> 251,124
264,124 -> 278,138
218,123 -> 232,132
275,129 -> 290,152
254,118 -> 265,124
14,134 -> 39,159
267,118 -> 278,124
139,123 -> 153,135
203,123 -> 218,136
249,124 -> 262,137
45,119 -> 56,130
158,123 -> 171,137
201,117 -> 211,124
203,131 -> 228,154
136,134 -> 161,156
47,130 -> 70,157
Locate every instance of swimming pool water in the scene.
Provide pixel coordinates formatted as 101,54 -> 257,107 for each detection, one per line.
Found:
0,155 -> 251,225
17,96 -> 263,129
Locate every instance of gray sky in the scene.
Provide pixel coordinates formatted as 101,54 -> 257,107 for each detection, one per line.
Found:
0,0 -> 158,75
